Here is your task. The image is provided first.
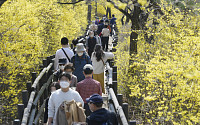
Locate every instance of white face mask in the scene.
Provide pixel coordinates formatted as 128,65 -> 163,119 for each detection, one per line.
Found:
89,34 -> 94,37
60,81 -> 70,88
51,90 -> 56,94
59,65 -> 65,70
77,52 -> 83,56
65,72 -> 72,75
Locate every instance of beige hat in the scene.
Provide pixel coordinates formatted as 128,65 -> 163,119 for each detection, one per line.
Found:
75,43 -> 86,52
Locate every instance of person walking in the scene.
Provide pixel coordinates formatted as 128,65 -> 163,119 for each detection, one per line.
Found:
89,21 -> 98,32
91,44 -> 114,93
44,82 -> 60,125
110,14 -> 117,25
47,72 -> 84,125
54,37 -> 74,71
95,17 -> 99,25
76,64 -> 102,116
86,94 -> 118,125
71,43 -> 91,82
97,20 -> 104,36
53,58 -> 67,82
64,63 -> 77,87
86,31 -> 97,57
94,31 -> 101,45
101,25 -> 110,51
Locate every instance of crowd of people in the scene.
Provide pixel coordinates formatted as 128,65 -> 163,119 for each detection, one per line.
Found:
44,15 -> 117,125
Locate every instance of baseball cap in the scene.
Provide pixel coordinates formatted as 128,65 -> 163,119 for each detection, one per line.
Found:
86,94 -> 103,104
83,64 -> 93,71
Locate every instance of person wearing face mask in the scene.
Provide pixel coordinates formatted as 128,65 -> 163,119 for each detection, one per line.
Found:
86,31 -> 97,57
44,82 -> 60,125
71,43 -> 92,82
53,58 -> 67,82
47,72 -> 84,125
64,63 -> 77,87
89,21 -> 98,32
54,37 -> 74,71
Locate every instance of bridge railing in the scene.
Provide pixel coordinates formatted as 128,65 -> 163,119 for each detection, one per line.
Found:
105,25 -> 137,125
13,56 -> 55,125
14,24 -> 91,125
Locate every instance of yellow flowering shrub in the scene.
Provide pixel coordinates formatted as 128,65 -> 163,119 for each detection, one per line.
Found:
115,1 -> 200,124
0,0 -> 87,123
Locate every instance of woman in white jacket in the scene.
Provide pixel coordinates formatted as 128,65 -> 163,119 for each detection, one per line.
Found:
91,44 -> 114,93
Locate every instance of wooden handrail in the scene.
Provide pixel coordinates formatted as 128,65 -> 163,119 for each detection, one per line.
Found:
21,62 -> 53,125
109,88 -> 129,125
31,67 -> 47,90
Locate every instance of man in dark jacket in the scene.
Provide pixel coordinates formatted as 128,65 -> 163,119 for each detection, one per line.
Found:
86,94 -> 118,125
97,20 -> 104,36
86,31 -> 97,57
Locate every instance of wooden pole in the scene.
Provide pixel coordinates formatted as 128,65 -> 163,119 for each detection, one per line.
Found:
117,94 -> 123,106
122,103 -> 129,121
31,72 -> 37,84
43,59 -> 48,68
112,81 -> 117,96
112,66 -> 117,72
109,88 -> 128,125
22,90 -> 28,108
13,119 -> 20,125
17,104 -> 24,121
130,120 -> 136,125
26,81 -> 32,96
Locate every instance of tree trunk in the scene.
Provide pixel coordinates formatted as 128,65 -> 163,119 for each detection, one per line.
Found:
95,0 -> 97,17
129,5 -> 141,55
0,0 -> 6,7
87,0 -> 92,23
130,31 -> 138,55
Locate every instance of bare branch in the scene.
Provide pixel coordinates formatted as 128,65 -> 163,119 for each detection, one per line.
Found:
57,0 -> 84,4
107,0 -> 131,19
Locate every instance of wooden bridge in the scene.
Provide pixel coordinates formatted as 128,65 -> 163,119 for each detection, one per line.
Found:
13,24 -> 136,125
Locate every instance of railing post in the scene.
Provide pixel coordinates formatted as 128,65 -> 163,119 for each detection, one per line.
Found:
112,66 -> 117,72
17,104 -> 24,121
22,90 -> 28,108
31,72 -> 37,84
112,72 -> 117,81
129,120 -> 136,125
117,94 -> 123,106
50,55 -> 55,73
70,43 -> 74,49
112,81 -> 117,95
47,56 -> 51,65
43,59 -> 48,68
26,81 -> 32,96
13,119 -> 20,125
122,103 -> 129,121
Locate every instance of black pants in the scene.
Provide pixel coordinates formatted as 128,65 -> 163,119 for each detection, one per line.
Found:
101,37 -> 109,51
84,103 -> 91,116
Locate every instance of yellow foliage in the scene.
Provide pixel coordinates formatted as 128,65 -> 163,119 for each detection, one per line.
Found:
115,1 -> 200,124
0,0 -> 87,121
